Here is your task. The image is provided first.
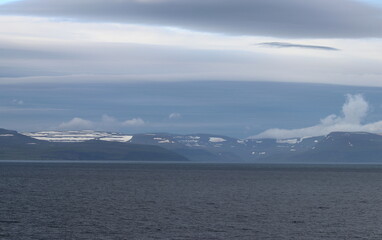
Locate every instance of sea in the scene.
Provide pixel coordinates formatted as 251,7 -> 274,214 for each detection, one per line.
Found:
1,162 -> 382,240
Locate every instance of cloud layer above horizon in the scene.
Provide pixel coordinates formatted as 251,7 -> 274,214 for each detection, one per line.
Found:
1,1 -> 382,136
2,0 -> 382,38
252,94 -> 382,139
0,0 -> 381,86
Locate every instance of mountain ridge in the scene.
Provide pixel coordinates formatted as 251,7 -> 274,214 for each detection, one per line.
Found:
0,128 -> 188,161
16,129 -> 382,163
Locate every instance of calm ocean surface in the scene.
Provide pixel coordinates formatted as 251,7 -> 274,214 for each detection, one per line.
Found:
1,162 -> 382,240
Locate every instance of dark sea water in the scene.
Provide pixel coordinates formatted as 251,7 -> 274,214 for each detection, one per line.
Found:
1,162 -> 382,240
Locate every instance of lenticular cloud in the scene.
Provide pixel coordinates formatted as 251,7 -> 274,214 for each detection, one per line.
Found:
251,94 -> 382,139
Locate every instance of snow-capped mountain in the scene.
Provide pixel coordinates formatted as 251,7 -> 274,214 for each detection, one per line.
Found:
0,129 -> 186,161
18,130 -> 382,162
21,130 -> 323,162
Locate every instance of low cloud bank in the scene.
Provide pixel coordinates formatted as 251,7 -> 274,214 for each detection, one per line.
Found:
122,118 -> 145,127
58,115 -> 145,130
251,94 -> 382,139
58,117 -> 94,130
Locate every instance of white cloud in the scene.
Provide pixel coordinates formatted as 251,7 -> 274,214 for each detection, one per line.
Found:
341,94 -> 369,124
169,112 -> 181,120
57,115 -> 145,130
251,94 -> 382,139
122,118 -> 145,127
58,117 -> 94,130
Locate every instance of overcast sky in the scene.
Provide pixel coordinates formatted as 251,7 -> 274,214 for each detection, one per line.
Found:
1,0 -> 382,138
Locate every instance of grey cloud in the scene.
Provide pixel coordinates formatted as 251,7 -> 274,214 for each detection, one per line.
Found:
1,38 -> 382,87
0,47 -> 70,59
0,66 -> 64,78
259,42 -> 339,51
1,0 -> 382,38
0,40 -> 264,80
0,106 -> 64,113
0,43 -> 78,77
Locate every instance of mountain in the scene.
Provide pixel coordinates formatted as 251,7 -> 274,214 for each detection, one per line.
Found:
15,129 -> 382,163
0,129 -> 187,161
23,130 -> 316,162
19,130 -> 325,162
289,132 -> 382,163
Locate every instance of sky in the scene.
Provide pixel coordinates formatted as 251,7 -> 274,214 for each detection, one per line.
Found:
1,0 -> 382,138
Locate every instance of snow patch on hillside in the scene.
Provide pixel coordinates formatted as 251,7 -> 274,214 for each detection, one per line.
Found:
23,131 -> 133,143
99,136 -> 133,142
0,134 -> 14,137
209,137 -> 226,143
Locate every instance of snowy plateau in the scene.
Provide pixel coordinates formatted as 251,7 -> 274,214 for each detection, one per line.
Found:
23,131 -> 133,143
